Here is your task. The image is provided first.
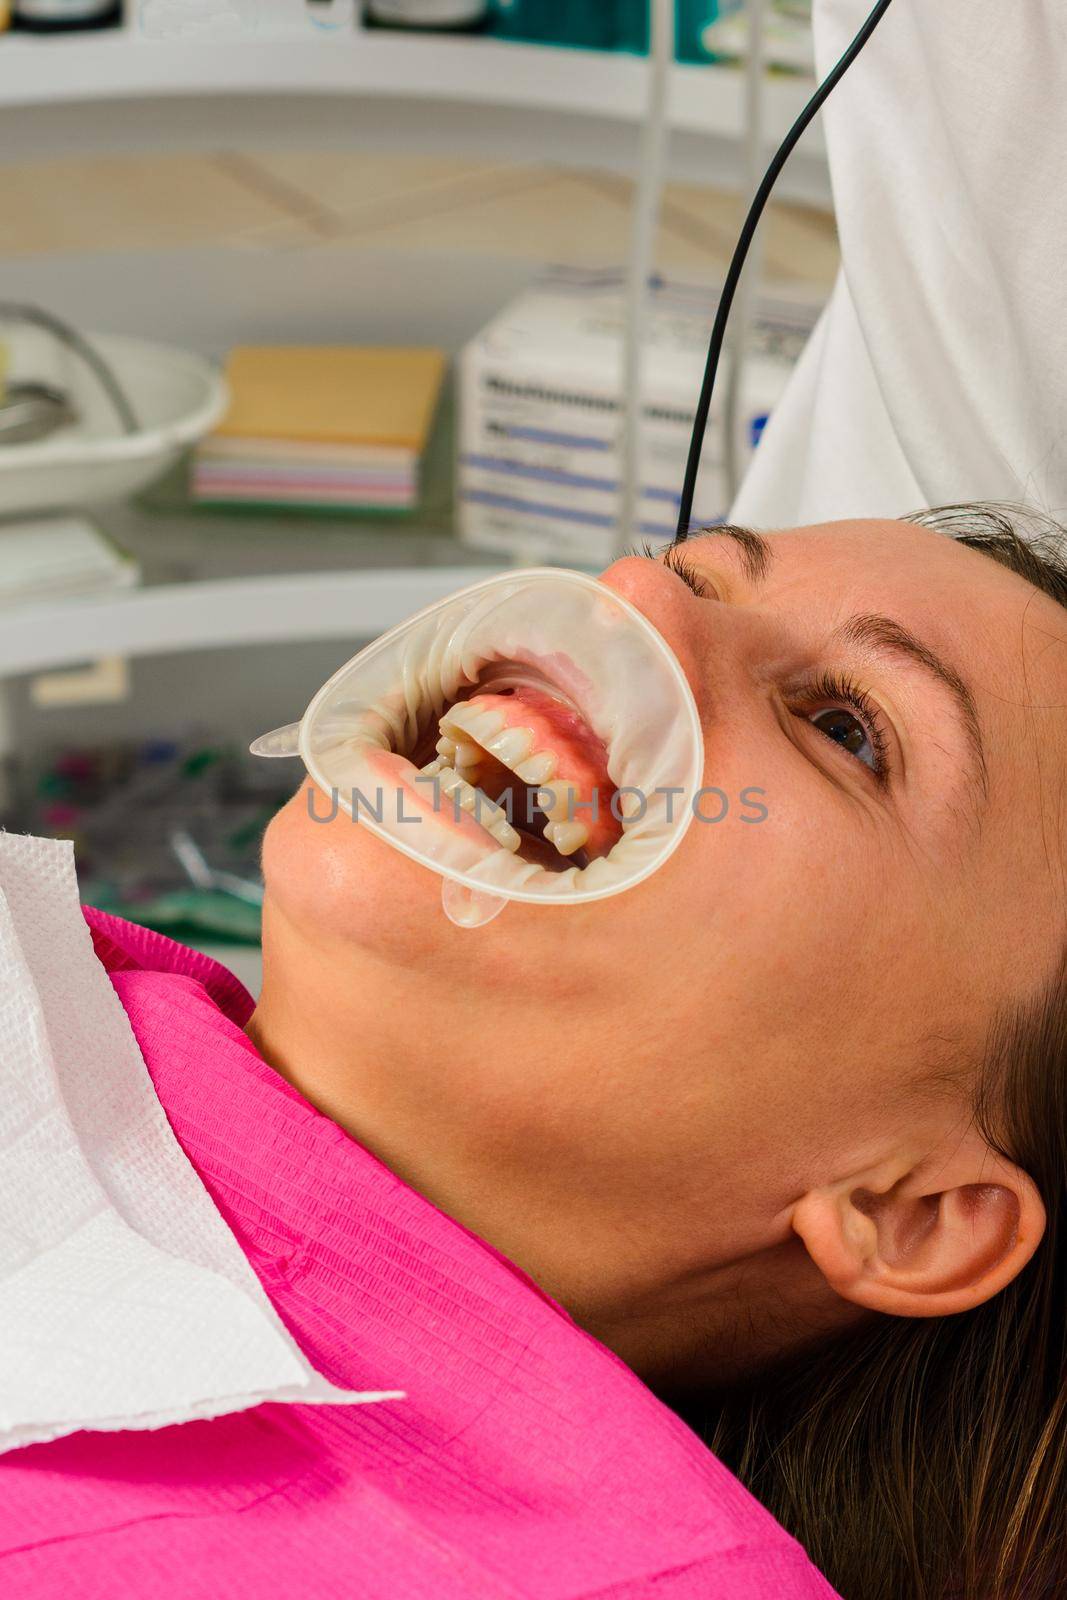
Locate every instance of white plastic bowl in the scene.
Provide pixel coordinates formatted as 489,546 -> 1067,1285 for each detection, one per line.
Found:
0,329 -> 229,516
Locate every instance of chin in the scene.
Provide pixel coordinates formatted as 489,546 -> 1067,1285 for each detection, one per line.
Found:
262,780 -> 626,998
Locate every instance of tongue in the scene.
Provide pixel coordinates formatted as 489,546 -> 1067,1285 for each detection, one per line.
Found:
465,687 -> 621,858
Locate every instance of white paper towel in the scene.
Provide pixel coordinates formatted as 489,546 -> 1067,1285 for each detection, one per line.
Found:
0,832 -> 401,1456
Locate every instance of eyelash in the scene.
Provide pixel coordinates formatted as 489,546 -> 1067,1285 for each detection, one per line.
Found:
795,669 -> 891,784
646,541 -> 892,783
641,541 -> 718,599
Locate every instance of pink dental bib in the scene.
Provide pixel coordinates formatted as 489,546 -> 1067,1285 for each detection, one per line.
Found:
0,910 -> 838,1600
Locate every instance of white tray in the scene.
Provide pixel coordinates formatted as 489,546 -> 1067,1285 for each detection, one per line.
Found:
0,330 -> 228,516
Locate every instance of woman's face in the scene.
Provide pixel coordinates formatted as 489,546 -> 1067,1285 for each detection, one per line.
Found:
262,519 -> 1067,1350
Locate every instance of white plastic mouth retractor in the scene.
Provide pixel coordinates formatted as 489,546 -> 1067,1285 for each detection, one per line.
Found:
251,569 -> 703,928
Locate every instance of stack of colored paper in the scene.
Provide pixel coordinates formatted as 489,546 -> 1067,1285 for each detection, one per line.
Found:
193,346 -> 447,513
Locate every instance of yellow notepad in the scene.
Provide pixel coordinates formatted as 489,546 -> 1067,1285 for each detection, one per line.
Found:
213,346 -> 447,450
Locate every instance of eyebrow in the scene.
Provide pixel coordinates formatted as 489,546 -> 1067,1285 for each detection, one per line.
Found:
697,523 -> 775,584
692,526 -> 989,796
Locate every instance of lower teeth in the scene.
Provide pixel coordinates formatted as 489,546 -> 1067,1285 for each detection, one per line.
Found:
418,757 -> 521,852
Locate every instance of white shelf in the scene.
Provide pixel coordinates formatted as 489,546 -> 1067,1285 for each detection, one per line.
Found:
0,29 -> 820,148
0,565 -> 501,677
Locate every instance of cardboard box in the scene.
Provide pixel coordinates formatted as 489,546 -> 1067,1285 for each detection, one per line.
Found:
457,268 -> 821,565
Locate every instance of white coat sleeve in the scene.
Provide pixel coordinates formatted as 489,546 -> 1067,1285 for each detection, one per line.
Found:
731,0 -> 1067,530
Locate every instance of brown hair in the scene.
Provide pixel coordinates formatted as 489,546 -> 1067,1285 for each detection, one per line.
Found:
678,505 -> 1067,1600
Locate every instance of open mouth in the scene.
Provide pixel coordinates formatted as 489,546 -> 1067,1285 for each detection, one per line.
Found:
354,653 -> 625,875
293,570 -> 702,907
410,664 -> 624,872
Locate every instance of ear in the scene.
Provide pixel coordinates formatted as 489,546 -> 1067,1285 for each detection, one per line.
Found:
792,1128 -> 1046,1318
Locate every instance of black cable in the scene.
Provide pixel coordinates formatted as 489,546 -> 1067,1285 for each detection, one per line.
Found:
674,0 -> 895,542
0,302 -> 139,436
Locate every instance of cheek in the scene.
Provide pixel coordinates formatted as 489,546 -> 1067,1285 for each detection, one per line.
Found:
628,756 -> 905,1077
262,783 -> 446,959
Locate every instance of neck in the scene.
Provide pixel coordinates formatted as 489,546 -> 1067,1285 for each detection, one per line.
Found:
247,899 -> 857,1387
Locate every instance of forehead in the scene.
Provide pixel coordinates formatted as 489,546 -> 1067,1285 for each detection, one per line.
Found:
748,518 -> 1067,689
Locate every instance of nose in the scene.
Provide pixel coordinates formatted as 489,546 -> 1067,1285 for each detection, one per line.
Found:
599,553 -> 701,640
598,554 -> 712,711
598,553 -> 765,735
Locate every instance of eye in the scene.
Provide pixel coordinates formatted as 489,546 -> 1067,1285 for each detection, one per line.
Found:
796,671 -> 890,782
638,541 -> 894,783
665,547 -> 716,599
641,542 -> 719,599
810,707 -> 876,766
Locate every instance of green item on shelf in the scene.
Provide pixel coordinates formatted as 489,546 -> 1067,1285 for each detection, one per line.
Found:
182,746 -> 226,779
615,0 -> 649,54
490,0 -> 616,50
692,1 -> 814,75
676,0 -> 731,64
184,496 -> 417,520
487,1 -> 744,59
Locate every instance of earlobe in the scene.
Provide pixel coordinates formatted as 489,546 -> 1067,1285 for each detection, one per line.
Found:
792,1136 -> 1047,1319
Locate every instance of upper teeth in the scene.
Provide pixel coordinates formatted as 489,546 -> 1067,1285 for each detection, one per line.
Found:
453,739 -> 483,769
438,701 -> 560,789
535,781 -> 581,824
429,698 -> 594,858
514,751 -> 556,785
439,702 -> 504,748
485,726 -> 536,767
